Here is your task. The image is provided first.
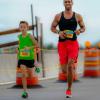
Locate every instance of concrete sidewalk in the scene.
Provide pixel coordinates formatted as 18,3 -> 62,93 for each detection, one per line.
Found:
0,77 -> 100,100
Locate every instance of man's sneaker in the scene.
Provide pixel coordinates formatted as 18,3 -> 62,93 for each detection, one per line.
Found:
66,90 -> 72,98
21,91 -> 28,98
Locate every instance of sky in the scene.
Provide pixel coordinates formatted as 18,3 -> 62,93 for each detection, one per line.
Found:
0,0 -> 100,47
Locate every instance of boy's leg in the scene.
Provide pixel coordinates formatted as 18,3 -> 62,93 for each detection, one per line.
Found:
27,68 -> 35,82
27,60 -> 35,83
20,64 -> 27,92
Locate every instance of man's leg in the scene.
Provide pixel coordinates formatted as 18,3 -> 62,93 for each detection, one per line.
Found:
58,41 -> 68,80
61,64 -> 67,73
65,59 -> 75,98
66,40 -> 79,98
67,59 -> 75,90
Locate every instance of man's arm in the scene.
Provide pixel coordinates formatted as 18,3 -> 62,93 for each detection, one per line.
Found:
51,14 -> 61,34
75,14 -> 85,35
51,13 -> 66,38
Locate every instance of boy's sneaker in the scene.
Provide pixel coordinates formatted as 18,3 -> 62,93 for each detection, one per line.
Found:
66,90 -> 72,98
21,91 -> 28,98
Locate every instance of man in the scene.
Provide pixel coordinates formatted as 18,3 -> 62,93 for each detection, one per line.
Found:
51,0 -> 85,98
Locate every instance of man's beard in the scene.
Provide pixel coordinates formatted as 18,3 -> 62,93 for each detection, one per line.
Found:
66,7 -> 71,11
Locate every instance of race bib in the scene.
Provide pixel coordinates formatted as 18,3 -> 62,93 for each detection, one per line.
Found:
20,49 -> 30,57
64,30 -> 74,38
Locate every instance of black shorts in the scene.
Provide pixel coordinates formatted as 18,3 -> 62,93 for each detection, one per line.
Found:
18,60 -> 35,68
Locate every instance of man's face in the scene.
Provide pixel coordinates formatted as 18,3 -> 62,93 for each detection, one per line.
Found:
19,23 -> 28,33
64,0 -> 73,11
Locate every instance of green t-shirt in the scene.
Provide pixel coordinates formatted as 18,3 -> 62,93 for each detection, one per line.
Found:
18,33 -> 34,60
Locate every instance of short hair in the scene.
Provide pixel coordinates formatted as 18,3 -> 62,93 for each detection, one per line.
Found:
19,21 -> 29,26
64,0 -> 73,2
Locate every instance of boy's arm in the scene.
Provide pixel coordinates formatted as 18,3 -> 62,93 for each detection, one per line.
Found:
16,35 -> 20,53
16,48 -> 19,54
29,34 -> 39,48
29,34 -> 40,53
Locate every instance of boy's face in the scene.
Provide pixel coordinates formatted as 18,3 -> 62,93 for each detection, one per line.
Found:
19,23 -> 28,33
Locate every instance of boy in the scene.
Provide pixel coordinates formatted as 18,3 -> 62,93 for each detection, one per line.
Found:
17,21 -> 39,98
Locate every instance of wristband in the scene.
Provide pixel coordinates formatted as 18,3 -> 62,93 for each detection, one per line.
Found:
79,29 -> 83,33
56,30 -> 60,34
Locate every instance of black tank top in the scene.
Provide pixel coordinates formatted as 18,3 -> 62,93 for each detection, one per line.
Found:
58,12 -> 77,42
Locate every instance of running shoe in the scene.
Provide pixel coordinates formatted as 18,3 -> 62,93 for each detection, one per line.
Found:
21,91 -> 28,98
66,90 -> 72,98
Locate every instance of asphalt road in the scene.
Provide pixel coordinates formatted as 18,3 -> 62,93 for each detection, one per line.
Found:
0,77 -> 100,100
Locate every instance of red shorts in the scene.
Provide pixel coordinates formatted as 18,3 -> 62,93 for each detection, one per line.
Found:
58,40 -> 79,65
